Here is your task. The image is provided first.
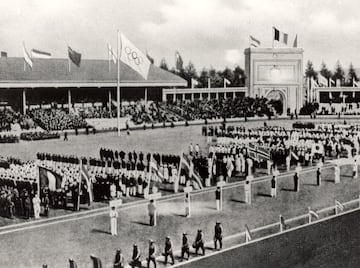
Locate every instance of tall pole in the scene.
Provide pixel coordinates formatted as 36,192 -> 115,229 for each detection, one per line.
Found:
117,30 -> 121,137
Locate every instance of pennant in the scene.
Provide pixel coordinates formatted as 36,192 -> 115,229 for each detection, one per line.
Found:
250,35 -> 261,47
108,43 -> 117,64
175,50 -> 183,71
120,33 -> 151,79
23,42 -> 33,68
354,79 -> 360,87
335,200 -> 344,211
293,35 -> 298,48
311,77 -> 319,88
68,46 -> 81,67
329,78 -> 335,87
31,49 -> 51,59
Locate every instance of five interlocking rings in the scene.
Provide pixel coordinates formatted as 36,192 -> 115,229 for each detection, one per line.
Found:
124,46 -> 143,65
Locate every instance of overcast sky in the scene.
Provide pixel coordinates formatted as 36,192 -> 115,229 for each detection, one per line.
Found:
1,0 -> 360,71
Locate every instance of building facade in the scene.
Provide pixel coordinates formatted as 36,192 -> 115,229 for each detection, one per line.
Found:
244,47 -> 304,114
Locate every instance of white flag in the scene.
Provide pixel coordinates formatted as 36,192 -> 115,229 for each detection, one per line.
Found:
224,78 -> 231,86
108,43 -> 117,64
191,78 -> 199,88
120,33 -> 150,79
318,74 -> 328,87
23,42 -> 33,68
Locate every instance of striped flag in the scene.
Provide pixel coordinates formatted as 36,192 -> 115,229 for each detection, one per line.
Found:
39,166 -> 63,193
273,27 -> 288,45
23,42 -> 33,68
175,50 -> 183,71
31,49 -> 51,59
80,164 -> 93,205
249,35 -> 261,47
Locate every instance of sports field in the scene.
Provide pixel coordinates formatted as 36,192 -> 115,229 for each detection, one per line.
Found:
1,117 -> 360,267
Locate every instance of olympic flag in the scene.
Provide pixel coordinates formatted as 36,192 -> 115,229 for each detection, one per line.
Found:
120,33 -> 150,80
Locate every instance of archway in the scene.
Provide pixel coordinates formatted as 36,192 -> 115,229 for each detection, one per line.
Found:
266,90 -> 286,115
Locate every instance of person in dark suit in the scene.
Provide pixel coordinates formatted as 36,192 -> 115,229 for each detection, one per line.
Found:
113,249 -> 125,268
181,233 -> 190,261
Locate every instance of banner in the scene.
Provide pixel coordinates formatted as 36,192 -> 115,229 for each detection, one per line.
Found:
39,166 -> 63,192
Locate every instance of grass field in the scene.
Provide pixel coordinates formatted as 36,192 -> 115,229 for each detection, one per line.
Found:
1,117 -> 360,267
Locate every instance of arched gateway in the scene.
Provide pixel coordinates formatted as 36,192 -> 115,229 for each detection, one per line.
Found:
244,47 -> 304,115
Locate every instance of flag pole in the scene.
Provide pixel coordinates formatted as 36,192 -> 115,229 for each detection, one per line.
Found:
108,44 -> 111,72
117,30 -> 121,137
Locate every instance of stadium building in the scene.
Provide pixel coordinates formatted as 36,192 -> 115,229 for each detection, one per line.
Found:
0,57 -> 187,113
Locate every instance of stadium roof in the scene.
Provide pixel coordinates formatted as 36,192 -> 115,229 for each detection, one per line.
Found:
0,57 -> 187,88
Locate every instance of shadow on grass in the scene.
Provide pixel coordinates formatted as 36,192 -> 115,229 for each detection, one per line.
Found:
91,228 -> 111,235
131,221 -> 150,226
230,198 -> 245,203
257,192 -> 272,198
281,188 -> 295,192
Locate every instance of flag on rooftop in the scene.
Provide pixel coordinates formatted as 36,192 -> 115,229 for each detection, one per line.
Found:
146,50 -> 154,65
249,35 -> 261,47
293,35 -> 298,48
224,78 -> 231,88
120,33 -> 151,80
31,49 -> 51,59
23,42 -> 33,68
68,46 -> 81,67
273,27 -> 288,45
318,74 -> 328,87
175,50 -> 183,71
191,77 -> 199,88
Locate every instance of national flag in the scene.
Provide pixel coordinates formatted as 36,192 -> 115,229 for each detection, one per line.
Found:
80,164 -> 93,204
245,224 -> 252,242
311,77 -> 319,88
191,78 -> 199,88
273,27 -> 288,45
120,33 -> 151,79
318,74 -> 328,87
335,200 -> 344,211
179,153 -> 203,189
224,78 -> 231,87
309,208 -> 319,219
23,42 -> 33,68
39,166 -> 63,193
1,51 -> 7,57
108,43 -> 117,64
175,50 -> 183,71
68,46 -> 81,67
290,151 -> 299,161
247,143 -> 271,162
146,50 -> 154,64
249,35 -> 261,47
31,49 -> 51,59
293,35 -> 298,48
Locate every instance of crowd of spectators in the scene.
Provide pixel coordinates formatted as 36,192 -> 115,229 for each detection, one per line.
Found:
0,134 -> 19,143
29,109 -> 88,131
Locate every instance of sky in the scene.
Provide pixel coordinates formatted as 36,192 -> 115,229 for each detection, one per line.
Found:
1,0 -> 360,72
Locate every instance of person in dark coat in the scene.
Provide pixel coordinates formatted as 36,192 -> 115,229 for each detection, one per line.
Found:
164,236 -> 175,265
69,258 -> 78,268
131,244 -> 141,268
181,233 -> 190,261
193,229 -> 205,256
90,254 -> 103,268
113,249 -> 125,268
214,222 -> 223,250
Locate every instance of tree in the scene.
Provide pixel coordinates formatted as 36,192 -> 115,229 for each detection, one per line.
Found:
208,67 -> 222,88
183,61 -> 198,82
332,60 -> 345,85
305,60 -> 317,79
221,67 -> 234,86
159,58 -> 169,71
347,62 -> 358,86
232,66 -> 246,87
198,68 -> 209,88
319,62 -> 332,79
